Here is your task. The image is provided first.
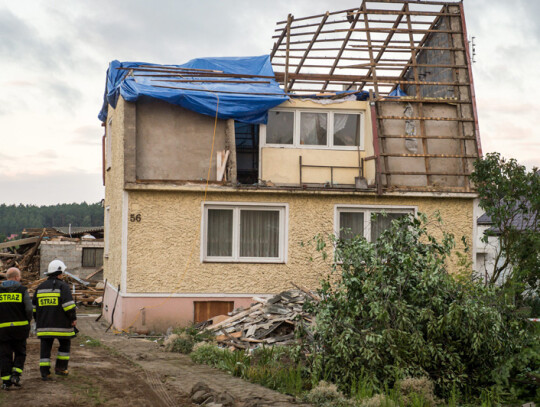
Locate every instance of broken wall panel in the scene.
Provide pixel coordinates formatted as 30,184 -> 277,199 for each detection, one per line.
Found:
135,97 -> 227,182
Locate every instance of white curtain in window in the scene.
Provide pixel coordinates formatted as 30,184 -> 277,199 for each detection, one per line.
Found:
370,213 -> 407,242
207,209 -> 233,256
300,112 -> 327,145
334,114 -> 348,133
334,114 -> 360,146
240,210 -> 279,257
339,212 -> 364,240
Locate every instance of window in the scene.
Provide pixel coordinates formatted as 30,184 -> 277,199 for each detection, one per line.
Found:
267,111 -> 294,144
82,248 -> 104,268
202,203 -> 287,263
335,205 -> 416,242
263,109 -> 363,150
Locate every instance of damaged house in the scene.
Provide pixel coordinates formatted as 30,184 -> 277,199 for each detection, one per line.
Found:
100,0 -> 482,331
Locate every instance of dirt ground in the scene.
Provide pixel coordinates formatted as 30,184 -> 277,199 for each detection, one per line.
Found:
0,315 -> 307,407
0,332 -> 192,406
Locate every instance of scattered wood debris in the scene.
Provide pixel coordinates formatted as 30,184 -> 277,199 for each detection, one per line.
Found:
1,228 -> 105,306
25,274 -> 104,306
203,286 -> 318,350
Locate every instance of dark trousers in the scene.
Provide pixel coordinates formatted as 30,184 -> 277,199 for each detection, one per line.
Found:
39,338 -> 71,376
0,339 -> 27,384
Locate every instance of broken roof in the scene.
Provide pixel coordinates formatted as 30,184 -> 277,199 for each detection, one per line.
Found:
98,55 -> 288,124
270,0 -> 467,96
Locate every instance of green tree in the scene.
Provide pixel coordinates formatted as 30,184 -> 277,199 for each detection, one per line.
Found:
306,214 -> 534,400
471,153 -> 539,296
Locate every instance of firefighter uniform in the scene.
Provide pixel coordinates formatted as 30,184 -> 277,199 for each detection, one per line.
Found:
33,274 -> 77,379
0,279 -> 32,389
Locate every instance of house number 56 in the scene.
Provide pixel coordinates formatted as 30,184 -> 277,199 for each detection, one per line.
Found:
130,214 -> 142,222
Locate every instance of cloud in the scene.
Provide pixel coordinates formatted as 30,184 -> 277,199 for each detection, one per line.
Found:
0,171 -> 103,205
71,125 -> 102,146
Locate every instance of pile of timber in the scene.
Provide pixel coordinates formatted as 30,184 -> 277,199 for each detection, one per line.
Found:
26,269 -> 105,306
204,286 -> 319,350
0,231 -> 46,279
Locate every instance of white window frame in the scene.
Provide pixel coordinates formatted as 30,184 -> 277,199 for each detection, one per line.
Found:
261,108 -> 364,151
334,204 -> 417,241
106,118 -> 112,170
201,202 -> 288,263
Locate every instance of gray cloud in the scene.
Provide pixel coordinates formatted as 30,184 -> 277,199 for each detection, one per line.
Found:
0,8 -> 99,74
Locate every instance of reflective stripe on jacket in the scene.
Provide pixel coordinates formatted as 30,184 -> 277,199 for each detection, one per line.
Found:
0,283 -> 31,340
33,277 -> 77,339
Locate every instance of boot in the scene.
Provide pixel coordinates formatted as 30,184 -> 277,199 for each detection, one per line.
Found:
10,373 -> 21,388
55,369 -> 69,377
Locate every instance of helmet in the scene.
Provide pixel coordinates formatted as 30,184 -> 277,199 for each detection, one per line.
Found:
46,260 -> 67,276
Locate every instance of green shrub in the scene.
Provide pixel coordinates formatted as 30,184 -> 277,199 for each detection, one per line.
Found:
306,213 -> 532,399
397,377 -> 438,406
190,343 -> 226,366
360,394 -> 397,407
169,332 -> 195,354
165,323 -> 215,354
303,381 -> 354,407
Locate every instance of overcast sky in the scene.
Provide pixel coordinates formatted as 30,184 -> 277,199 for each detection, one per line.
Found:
1,0 -> 538,205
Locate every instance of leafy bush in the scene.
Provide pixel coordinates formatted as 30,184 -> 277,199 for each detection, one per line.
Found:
397,377 -> 438,406
190,343 -> 226,366
169,332 -> 195,354
303,381 -> 353,407
166,324 -> 215,354
306,213 -> 531,399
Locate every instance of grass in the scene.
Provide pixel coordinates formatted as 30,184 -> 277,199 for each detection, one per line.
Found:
78,334 -> 102,348
190,344 -> 306,396
67,371 -> 107,407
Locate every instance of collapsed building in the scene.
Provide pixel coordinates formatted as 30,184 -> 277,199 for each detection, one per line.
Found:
99,0 -> 481,331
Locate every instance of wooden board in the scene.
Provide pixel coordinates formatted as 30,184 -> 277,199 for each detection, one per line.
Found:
194,301 -> 234,324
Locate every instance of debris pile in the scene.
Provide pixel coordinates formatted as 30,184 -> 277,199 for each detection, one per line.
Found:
0,231 -> 46,279
1,227 -> 106,306
24,272 -> 105,305
204,286 -> 318,350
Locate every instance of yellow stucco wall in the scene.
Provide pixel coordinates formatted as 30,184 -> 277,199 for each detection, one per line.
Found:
103,99 -> 127,288
261,99 -> 376,185
125,189 -> 473,294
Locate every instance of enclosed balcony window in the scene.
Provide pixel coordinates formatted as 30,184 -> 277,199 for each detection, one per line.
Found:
263,109 -> 363,150
266,111 -> 294,145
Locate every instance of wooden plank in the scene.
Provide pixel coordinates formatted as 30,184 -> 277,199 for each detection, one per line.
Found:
377,116 -> 474,122
357,3 -> 406,92
0,237 -> 40,250
288,11 -> 329,90
321,4 -> 361,91
380,153 -> 477,158
85,266 -> 104,280
206,303 -> 263,331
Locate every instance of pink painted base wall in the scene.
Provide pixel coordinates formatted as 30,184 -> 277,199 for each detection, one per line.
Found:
102,284 -> 257,333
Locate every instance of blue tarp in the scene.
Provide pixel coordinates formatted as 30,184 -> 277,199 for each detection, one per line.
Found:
388,85 -> 407,98
98,55 -> 288,124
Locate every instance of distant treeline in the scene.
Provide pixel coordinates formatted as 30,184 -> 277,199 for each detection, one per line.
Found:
0,202 -> 103,241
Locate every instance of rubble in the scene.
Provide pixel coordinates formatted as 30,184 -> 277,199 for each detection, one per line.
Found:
204,285 -> 319,350
1,228 -> 105,306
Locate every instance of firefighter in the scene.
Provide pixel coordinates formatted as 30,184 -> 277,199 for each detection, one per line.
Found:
0,267 -> 32,390
33,260 -> 77,381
